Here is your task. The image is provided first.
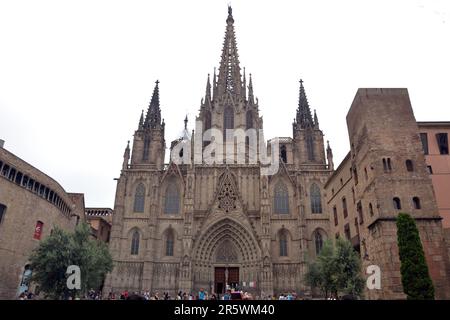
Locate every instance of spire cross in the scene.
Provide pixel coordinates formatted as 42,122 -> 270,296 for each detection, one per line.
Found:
300,79 -> 303,85
155,80 -> 160,85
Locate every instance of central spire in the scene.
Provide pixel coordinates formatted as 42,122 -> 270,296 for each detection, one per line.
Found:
144,80 -> 162,129
216,5 -> 243,98
296,79 -> 314,128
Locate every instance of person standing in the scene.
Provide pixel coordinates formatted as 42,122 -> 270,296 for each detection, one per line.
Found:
198,288 -> 206,300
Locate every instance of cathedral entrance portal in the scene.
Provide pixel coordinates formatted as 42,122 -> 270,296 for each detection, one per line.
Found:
192,218 -> 262,295
214,267 -> 239,294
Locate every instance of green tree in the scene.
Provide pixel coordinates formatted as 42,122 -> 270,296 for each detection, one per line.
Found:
334,238 -> 364,297
29,223 -> 113,299
396,213 -> 434,300
305,240 -> 339,299
305,238 -> 364,299
304,261 -> 322,291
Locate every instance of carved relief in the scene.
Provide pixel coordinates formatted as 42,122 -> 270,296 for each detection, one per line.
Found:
217,169 -> 238,213
216,240 -> 238,263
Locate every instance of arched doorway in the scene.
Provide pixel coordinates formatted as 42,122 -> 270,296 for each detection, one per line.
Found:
17,264 -> 32,296
192,218 -> 261,295
214,239 -> 240,293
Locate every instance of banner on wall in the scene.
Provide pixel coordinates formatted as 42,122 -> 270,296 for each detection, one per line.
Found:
33,221 -> 43,240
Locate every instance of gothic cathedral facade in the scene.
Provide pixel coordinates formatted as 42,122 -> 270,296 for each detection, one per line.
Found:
104,7 -> 334,296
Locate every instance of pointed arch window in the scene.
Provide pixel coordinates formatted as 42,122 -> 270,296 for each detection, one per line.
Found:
405,160 -> 414,172
314,231 -> 323,255
204,110 -> 212,131
310,183 -> 322,214
224,106 -> 234,134
280,145 -> 287,163
143,137 -> 150,161
393,197 -> 401,210
133,183 -> 145,213
166,230 -> 174,256
246,110 -> 253,130
274,182 -> 289,214
413,197 -> 421,209
203,110 -> 212,148
164,181 -> 180,214
131,230 -> 140,255
279,231 -> 288,257
0,204 -> 6,225
306,132 -> 315,161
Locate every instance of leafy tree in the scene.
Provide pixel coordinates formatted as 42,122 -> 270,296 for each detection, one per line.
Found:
305,238 -> 364,299
396,213 -> 434,300
305,240 -> 339,299
334,238 -> 364,297
316,240 -> 339,298
29,222 -> 113,299
304,261 -> 321,291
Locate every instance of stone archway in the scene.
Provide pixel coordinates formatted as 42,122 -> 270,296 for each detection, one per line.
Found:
191,217 -> 261,294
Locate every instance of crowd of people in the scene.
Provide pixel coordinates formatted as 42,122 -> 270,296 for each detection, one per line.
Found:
102,288 -> 300,300
17,288 -> 302,300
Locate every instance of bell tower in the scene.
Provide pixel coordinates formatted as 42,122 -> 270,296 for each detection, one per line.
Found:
196,6 -> 263,163
129,80 -> 166,169
292,79 -> 327,168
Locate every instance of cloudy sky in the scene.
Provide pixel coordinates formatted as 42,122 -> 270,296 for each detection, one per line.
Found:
1,0 -> 449,207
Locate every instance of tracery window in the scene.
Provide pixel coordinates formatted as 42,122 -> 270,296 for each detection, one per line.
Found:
310,183 -> 322,214
274,182 -> 289,214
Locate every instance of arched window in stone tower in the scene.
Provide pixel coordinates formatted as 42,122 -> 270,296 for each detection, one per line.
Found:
274,181 -> 289,214
166,230 -> 174,256
413,197 -> 421,209
164,181 -> 180,214
279,230 -> 288,257
314,231 -> 323,255
280,145 -> 287,163
246,110 -> 253,130
306,132 -> 315,161
131,230 -> 140,255
204,110 -> 212,131
393,197 -> 402,210
203,110 -> 212,148
133,183 -> 145,213
310,183 -> 322,214
224,106 -> 234,137
143,136 -> 150,161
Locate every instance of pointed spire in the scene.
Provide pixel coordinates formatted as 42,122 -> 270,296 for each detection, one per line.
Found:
144,80 -> 162,129
205,73 -> 211,100
227,5 -> 234,24
213,67 -> 218,99
138,110 -> 144,129
296,79 -> 314,128
123,140 -> 130,170
181,115 -> 189,140
314,109 -> 319,128
217,5 -> 242,97
248,73 -> 254,105
326,140 -> 334,171
242,67 -> 247,99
